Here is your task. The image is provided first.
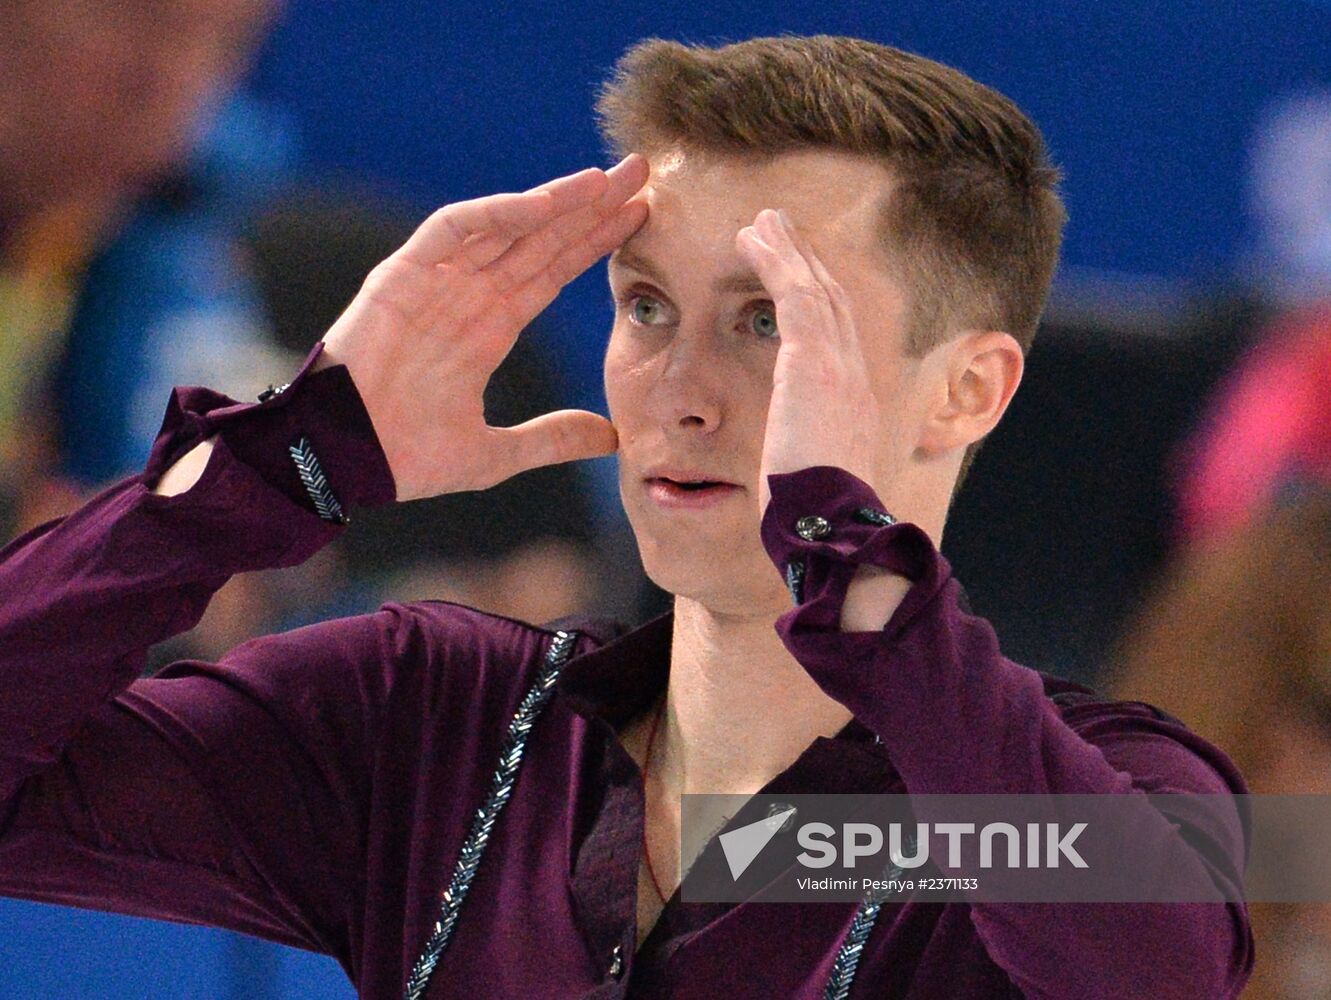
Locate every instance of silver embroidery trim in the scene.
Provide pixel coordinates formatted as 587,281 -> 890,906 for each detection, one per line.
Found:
288,435 -> 349,525
786,558 -> 806,605
854,507 -> 897,527
403,629 -> 579,1000
823,836 -> 916,999
823,897 -> 887,1000
404,626 -> 889,998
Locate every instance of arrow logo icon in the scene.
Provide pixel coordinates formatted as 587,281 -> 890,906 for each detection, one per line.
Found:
718,807 -> 798,880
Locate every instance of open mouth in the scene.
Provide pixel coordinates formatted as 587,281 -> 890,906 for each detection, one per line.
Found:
645,476 -> 742,507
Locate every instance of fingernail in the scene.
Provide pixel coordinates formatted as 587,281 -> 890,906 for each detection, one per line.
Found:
776,208 -> 794,230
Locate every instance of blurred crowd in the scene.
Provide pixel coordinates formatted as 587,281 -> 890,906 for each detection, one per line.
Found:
2,3 -> 1330,998
0,0 -> 630,683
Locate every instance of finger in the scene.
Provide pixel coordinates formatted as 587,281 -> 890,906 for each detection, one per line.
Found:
775,210 -> 858,352
528,158 -> 632,215
601,153 -> 650,206
479,199 -> 649,339
480,197 -> 620,294
479,155 -> 649,293
734,225 -> 782,296
399,167 -> 608,267
744,209 -> 842,348
398,190 -> 554,268
488,409 -> 619,483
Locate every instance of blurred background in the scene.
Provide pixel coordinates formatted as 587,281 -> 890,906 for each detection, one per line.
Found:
2,0 -> 1330,996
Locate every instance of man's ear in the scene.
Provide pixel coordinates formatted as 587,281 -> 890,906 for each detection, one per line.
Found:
918,331 -> 1024,455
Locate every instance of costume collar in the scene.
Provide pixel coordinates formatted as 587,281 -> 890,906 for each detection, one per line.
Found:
553,611 -> 883,747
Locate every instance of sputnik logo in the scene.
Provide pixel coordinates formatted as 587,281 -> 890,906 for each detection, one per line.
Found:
719,807 -> 798,879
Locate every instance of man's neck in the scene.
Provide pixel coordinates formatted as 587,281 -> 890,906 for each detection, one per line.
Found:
656,595 -> 855,797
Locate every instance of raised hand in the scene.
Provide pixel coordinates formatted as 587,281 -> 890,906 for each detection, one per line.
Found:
735,208 -> 882,517
317,155 -> 650,501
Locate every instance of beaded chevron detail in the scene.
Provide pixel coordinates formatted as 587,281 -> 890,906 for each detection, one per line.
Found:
402,625 -> 891,998
403,630 -> 579,1000
823,839 -> 916,1000
287,435 -> 349,525
823,896 -> 887,1000
854,506 -> 897,527
785,557 -> 807,605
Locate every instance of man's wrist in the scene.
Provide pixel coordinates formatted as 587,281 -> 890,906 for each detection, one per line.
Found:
151,437 -> 217,497
221,352 -> 395,516
142,340 -> 396,519
840,563 -> 912,632
309,342 -> 338,374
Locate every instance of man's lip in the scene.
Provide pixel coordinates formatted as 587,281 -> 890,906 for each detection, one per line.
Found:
642,469 -> 741,487
643,479 -> 744,510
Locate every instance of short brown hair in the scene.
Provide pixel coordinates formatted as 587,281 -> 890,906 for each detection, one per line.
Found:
596,35 -> 1066,487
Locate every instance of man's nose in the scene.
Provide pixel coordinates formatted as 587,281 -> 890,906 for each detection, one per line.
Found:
651,333 -> 725,434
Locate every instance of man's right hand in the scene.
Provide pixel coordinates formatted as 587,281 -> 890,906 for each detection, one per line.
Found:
314,155 -> 650,501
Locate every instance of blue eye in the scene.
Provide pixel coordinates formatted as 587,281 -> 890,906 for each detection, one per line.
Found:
629,295 -> 667,326
749,305 -> 779,339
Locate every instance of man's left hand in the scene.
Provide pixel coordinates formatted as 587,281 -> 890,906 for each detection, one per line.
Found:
736,208 -> 881,516
737,209 -> 911,631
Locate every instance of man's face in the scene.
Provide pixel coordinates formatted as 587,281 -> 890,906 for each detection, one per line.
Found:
604,149 -> 928,616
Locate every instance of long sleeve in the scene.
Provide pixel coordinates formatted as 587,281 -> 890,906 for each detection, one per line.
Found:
0,342 -> 401,961
760,465 -> 1254,999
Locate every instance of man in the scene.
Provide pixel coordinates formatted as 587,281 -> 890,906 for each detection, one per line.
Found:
0,36 -> 1251,998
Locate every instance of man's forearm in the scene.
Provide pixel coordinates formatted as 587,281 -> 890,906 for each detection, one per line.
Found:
840,563 -> 911,632
151,436 -> 216,497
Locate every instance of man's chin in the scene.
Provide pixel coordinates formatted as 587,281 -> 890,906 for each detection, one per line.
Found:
639,551 -> 791,618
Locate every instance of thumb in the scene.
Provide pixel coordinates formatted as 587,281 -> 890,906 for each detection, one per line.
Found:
489,409 -> 618,483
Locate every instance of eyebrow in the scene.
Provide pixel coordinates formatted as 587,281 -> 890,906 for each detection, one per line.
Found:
609,247 -> 769,298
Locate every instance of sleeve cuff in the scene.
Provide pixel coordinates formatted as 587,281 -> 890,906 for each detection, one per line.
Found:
143,340 -> 397,517
760,466 -> 946,638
